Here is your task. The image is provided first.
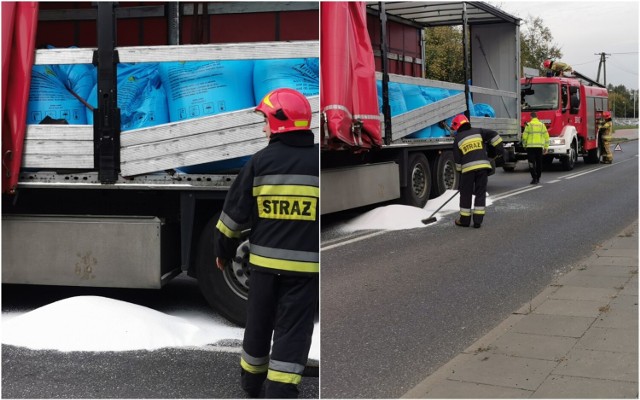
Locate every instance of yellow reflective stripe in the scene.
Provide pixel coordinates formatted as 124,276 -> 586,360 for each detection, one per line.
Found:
460,211 -> 472,217
268,369 -> 302,385
216,219 -> 242,239
461,163 -> 491,173
241,358 -> 268,374
250,254 -> 319,273
473,210 -> 486,215
253,185 -> 320,197
294,120 -> 309,127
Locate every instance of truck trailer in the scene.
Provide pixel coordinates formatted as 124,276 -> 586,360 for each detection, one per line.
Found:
2,1 -> 320,326
320,1 -> 521,214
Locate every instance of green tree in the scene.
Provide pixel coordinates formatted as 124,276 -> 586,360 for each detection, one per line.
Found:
423,26 -> 464,83
519,15 -> 563,72
607,84 -> 638,118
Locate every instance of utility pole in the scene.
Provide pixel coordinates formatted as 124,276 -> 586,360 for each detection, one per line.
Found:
595,52 -> 610,86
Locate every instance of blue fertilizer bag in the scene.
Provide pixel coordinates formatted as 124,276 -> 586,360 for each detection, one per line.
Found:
159,60 -> 255,122
26,62 -> 95,125
86,63 -> 169,131
400,83 -> 432,138
376,81 -> 407,116
253,58 -> 319,103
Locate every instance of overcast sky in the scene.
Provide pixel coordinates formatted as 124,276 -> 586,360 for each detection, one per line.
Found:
493,1 -> 639,90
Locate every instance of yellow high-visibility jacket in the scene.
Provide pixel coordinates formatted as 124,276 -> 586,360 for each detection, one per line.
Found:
522,117 -> 550,149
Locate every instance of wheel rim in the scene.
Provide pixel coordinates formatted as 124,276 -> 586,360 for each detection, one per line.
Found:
571,147 -> 577,163
412,163 -> 427,198
223,239 -> 250,300
443,161 -> 456,190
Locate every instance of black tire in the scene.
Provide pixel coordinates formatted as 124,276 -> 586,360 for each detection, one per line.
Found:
400,152 -> 431,208
431,151 -> 458,198
196,214 -> 249,327
561,143 -> 577,171
584,139 -> 601,164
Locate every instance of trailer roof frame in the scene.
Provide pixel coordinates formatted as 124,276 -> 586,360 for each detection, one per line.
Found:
366,1 -> 520,28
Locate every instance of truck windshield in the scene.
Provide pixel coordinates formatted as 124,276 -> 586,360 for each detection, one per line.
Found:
521,83 -> 559,111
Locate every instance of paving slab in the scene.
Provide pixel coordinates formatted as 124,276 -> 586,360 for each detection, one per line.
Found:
556,273 -> 630,289
532,299 -> 606,318
581,265 -> 637,277
486,331 -> 577,361
422,379 -> 533,399
593,307 -> 639,330
511,314 -> 595,338
513,286 -> 561,315
610,292 -> 640,310
552,348 -> 638,382
607,237 -> 639,249
532,375 -> 639,399
445,353 -> 557,391
596,248 -> 639,258
589,256 -> 639,267
575,327 -> 638,354
549,286 -> 618,302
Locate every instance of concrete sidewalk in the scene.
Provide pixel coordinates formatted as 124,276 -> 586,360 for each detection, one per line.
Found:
403,221 -> 639,399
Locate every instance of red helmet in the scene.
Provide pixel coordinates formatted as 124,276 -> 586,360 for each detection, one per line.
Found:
450,114 -> 469,131
543,59 -> 552,69
255,88 -> 312,134
603,111 -> 612,119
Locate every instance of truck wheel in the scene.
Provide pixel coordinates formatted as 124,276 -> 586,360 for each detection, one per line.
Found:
585,140 -> 601,164
431,151 -> 458,197
561,144 -> 577,170
401,152 -> 431,208
196,214 -> 249,327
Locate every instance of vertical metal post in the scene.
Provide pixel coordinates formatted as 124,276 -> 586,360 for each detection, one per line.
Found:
379,2 -> 392,145
167,2 -> 180,45
93,2 -> 120,183
461,3 -> 470,118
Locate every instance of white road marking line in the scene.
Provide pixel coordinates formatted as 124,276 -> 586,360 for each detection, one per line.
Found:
322,230 -> 387,251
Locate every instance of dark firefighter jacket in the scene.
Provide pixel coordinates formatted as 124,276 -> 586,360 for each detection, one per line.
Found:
214,130 -> 319,276
453,124 -> 504,174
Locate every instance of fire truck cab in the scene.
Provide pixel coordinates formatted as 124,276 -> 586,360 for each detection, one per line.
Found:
509,73 -> 609,171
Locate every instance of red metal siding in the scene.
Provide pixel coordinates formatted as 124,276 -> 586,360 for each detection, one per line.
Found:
366,13 -> 421,77
280,11 -> 318,40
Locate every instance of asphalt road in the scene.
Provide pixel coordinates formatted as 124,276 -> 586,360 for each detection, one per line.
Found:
320,142 -> 638,398
1,275 -> 319,399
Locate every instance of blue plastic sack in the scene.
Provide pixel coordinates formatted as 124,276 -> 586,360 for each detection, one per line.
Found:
159,60 -> 255,122
27,62 -> 95,125
86,63 -> 169,131
474,103 -> 496,118
253,58 -> 319,103
420,87 -> 450,103
400,83 -> 432,138
376,81 -> 407,116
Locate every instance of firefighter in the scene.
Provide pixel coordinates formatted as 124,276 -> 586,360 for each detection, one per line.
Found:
599,111 -> 614,163
213,88 -> 319,398
522,112 -> 550,184
542,59 -> 573,76
451,114 -> 503,228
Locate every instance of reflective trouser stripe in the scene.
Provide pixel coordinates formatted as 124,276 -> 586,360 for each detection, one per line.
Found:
241,350 -> 269,374
460,208 -> 472,217
473,209 -> 486,215
267,370 -> 302,385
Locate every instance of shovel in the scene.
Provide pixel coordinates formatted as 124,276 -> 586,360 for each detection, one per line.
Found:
421,190 -> 460,225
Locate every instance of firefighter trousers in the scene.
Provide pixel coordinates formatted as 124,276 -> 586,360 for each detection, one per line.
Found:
602,140 -> 613,163
459,169 -> 488,226
240,269 -> 318,399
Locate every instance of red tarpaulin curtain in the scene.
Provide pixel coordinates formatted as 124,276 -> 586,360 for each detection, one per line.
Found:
2,2 -> 38,194
321,2 -> 381,150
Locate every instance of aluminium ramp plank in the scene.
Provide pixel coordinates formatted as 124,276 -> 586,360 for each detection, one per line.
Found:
120,96 -> 319,176
21,125 -> 93,169
390,93 -> 466,142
